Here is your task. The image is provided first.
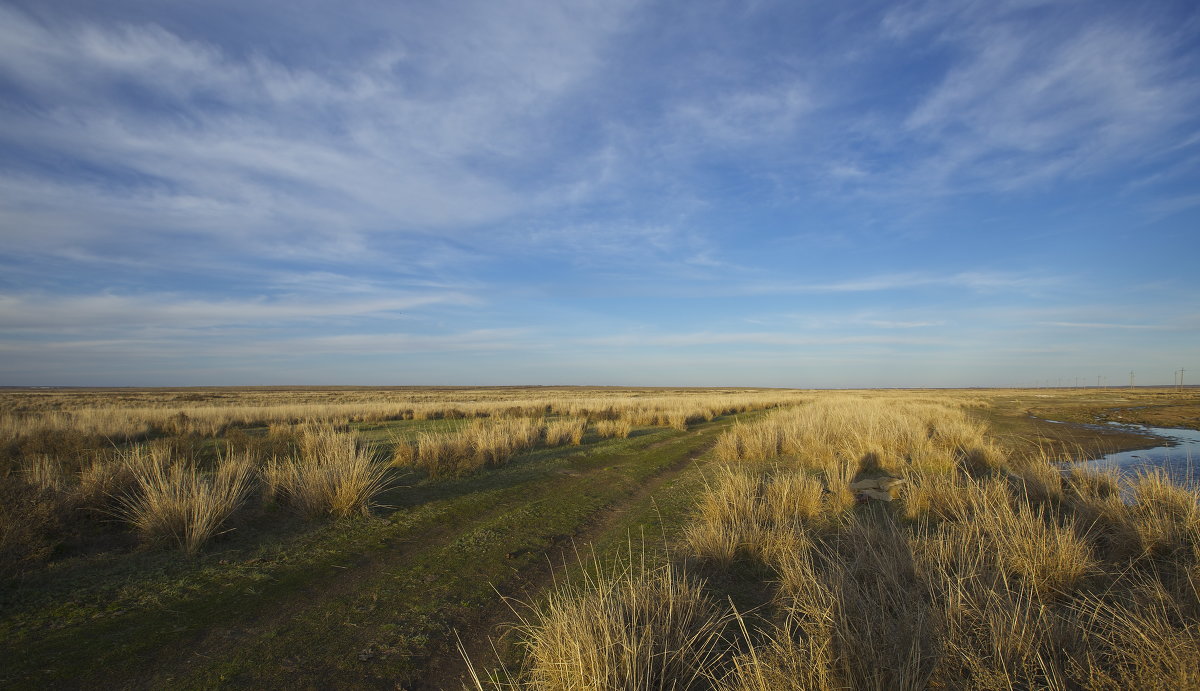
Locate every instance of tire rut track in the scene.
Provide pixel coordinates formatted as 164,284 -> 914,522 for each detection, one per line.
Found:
417,424 -> 731,690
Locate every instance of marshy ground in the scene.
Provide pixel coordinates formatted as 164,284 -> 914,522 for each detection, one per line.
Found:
1,386 -> 1197,689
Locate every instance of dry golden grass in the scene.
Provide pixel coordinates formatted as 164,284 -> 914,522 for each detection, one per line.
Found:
113,447 -> 254,554
500,393 -> 1200,689
264,427 -> 392,518
713,395 -> 993,479
20,454 -> 67,492
1128,469 -> 1200,560
7,386 -> 1200,685
398,418 -> 550,477
594,419 -> 633,439
683,465 -> 827,565
544,419 -> 585,447
494,553 -> 737,690
0,388 -> 803,444
1065,465 -> 1121,501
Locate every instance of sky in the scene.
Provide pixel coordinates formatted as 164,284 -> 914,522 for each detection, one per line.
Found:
0,0 -> 1198,388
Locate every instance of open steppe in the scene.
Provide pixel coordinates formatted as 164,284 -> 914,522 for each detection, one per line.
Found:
2,386 -> 1198,689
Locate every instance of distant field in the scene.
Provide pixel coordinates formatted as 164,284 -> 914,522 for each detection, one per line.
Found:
2,386 -> 1198,688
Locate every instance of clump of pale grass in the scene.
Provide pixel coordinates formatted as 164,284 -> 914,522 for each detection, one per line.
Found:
544,419 -> 585,446
113,447 -> 254,554
502,554 -> 737,690
1011,461 -> 1065,506
1128,469 -> 1199,560
760,470 -> 825,530
738,516 -> 933,691
1064,465 -> 1121,501
594,419 -> 632,439
264,427 -> 392,518
957,441 -> 1006,475
409,430 -> 474,476
620,406 -> 707,430
721,542 -> 837,691
713,421 -> 783,463
906,439 -> 958,475
77,455 -> 136,509
903,471 -> 1010,523
995,506 -> 1097,598
684,466 -> 828,565
682,395 -> 1200,689
395,418 -> 592,477
909,478 -> 1095,598
21,454 -> 67,492
389,439 -> 417,468
822,459 -> 858,514
713,396 -> 988,480
470,418 -> 546,467
1069,586 -> 1200,689
927,575 -> 1062,687
684,467 -> 763,565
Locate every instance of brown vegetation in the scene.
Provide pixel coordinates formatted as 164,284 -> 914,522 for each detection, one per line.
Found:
496,394 -> 1200,689
265,427 -> 393,518
112,447 -> 254,554
498,554 -> 737,690
4,386 -> 1197,687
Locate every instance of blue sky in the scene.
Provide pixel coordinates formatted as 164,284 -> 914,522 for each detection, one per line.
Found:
1,0 -> 1197,387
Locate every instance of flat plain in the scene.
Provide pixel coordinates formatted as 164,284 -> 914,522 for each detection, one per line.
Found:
2,386 -> 1198,689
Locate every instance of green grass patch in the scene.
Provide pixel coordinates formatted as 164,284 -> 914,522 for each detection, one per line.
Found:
1,412 -> 765,688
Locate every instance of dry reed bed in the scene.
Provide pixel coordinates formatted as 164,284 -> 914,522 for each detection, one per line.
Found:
111,446 -> 255,554
498,396 -> 1200,689
0,391 -> 804,443
1,387 -> 786,414
392,416 -> 641,478
394,418 -> 562,478
389,395 -> 796,478
1,389 -> 803,572
2,426 -> 392,566
489,554 -> 738,690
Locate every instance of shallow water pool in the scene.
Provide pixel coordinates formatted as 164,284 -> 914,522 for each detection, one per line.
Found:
1071,422 -> 1200,489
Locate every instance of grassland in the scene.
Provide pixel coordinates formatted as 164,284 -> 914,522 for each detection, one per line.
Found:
1,386 -> 1197,689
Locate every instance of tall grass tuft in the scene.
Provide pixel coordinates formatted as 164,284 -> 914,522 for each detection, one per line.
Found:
398,418 -> 553,477
684,465 -> 826,565
679,395 -> 1200,688
594,419 -> 632,439
1128,469 -> 1199,560
544,419 -> 585,446
114,447 -> 253,554
264,427 -> 392,518
21,454 -> 67,492
502,553 -> 737,690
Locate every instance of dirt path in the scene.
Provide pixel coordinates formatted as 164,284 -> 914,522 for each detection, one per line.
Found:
419,427 -> 722,690
99,417 -> 744,690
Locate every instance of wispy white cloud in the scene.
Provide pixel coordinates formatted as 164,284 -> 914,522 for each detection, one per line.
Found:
0,2 -> 1196,386
737,271 -> 1057,295
294,329 -> 533,355
868,1 -> 1200,196
861,320 -> 944,329
0,329 -> 532,364
1039,321 -> 1161,330
1147,193 -> 1200,220
575,331 -> 943,348
0,291 -> 474,330
0,2 -> 639,261
669,84 -> 813,148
